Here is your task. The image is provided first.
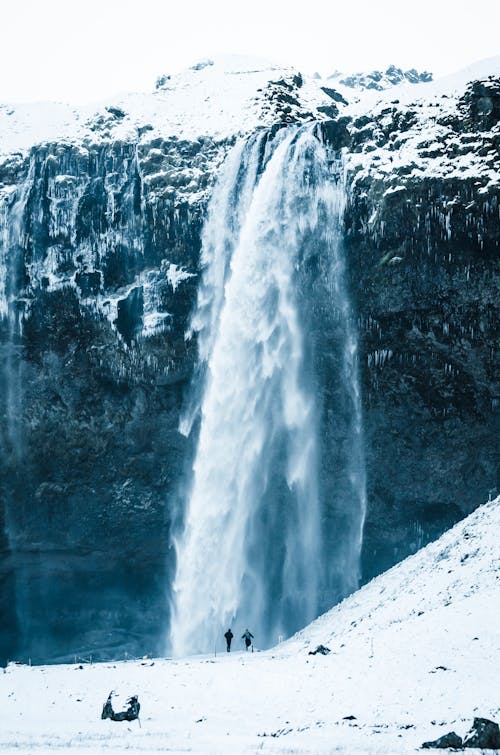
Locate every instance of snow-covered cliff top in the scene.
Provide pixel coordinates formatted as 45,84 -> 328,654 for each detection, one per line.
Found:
1,54 -> 498,158
0,55 -> 332,156
341,56 -> 500,190
1,54 -> 498,212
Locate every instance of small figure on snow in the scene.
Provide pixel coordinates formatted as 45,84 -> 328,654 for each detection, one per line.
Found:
241,629 -> 254,651
224,628 -> 234,652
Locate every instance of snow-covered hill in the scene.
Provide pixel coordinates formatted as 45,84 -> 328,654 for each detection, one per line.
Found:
0,55 -> 334,156
1,498 -> 498,753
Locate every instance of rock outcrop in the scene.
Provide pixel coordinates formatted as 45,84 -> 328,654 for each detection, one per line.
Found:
328,64 -> 433,91
422,717 -> 500,749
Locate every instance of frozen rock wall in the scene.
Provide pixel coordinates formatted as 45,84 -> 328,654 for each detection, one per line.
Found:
0,62 -> 498,664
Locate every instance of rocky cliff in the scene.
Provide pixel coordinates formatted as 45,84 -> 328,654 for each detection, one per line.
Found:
0,56 -> 498,664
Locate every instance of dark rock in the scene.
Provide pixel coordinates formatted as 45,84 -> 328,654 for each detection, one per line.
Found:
101,692 -> 140,722
344,173 -> 499,583
190,59 -> 213,71
422,717 -> 500,749
336,66 -> 433,91
463,717 -> 500,749
155,74 -> 171,89
321,87 -> 348,105
422,731 -> 463,748
459,78 -> 500,132
318,117 -> 352,149
0,135 -> 206,665
105,106 -> 126,120
75,271 -> 102,298
116,286 -> 144,345
270,77 -> 294,92
308,644 -> 331,655
317,104 -> 339,119
137,124 -> 154,137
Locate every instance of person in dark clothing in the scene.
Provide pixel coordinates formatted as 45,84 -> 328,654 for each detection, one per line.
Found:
241,629 -> 254,651
224,628 -> 234,652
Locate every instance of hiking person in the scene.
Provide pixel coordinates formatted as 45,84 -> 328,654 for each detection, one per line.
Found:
241,629 -> 254,651
224,628 -> 234,652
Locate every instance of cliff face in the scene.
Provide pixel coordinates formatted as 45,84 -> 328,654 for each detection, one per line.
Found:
0,57 -> 498,663
342,76 -> 499,579
0,138 -> 209,663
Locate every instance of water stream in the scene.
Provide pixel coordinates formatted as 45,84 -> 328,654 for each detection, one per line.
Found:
171,125 -> 366,656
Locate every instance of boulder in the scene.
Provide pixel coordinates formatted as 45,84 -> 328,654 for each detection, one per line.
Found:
421,731 -> 463,749
463,717 -> 500,749
308,644 -> 331,656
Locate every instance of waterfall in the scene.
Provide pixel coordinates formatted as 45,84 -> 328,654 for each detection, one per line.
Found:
171,125 -> 366,656
0,159 -> 35,460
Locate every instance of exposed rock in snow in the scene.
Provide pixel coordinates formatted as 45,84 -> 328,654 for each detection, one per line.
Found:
328,64 -> 433,91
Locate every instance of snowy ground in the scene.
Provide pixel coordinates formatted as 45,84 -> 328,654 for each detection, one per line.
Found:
1,498 -> 498,753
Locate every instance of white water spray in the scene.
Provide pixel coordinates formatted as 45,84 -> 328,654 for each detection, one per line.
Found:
171,126 -> 365,656
0,159 -> 36,458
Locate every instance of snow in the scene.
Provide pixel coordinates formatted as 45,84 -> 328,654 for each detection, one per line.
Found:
0,55 -> 332,157
336,55 -> 500,113
342,56 -> 500,191
1,54 -> 498,197
383,185 -> 406,197
165,262 -> 195,292
1,497 -> 498,753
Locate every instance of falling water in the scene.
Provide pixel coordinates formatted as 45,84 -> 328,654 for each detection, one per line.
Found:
171,126 -> 366,656
0,159 -> 35,458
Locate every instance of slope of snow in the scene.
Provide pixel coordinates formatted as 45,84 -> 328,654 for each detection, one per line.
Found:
1,497 -> 498,753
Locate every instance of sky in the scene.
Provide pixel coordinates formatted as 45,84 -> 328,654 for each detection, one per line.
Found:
0,0 -> 499,104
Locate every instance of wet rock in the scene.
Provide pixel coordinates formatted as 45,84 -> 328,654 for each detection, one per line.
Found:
345,171 -> 499,583
317,104 -> 339,119
101,692 -> 140,722
319,117 -> 352,149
